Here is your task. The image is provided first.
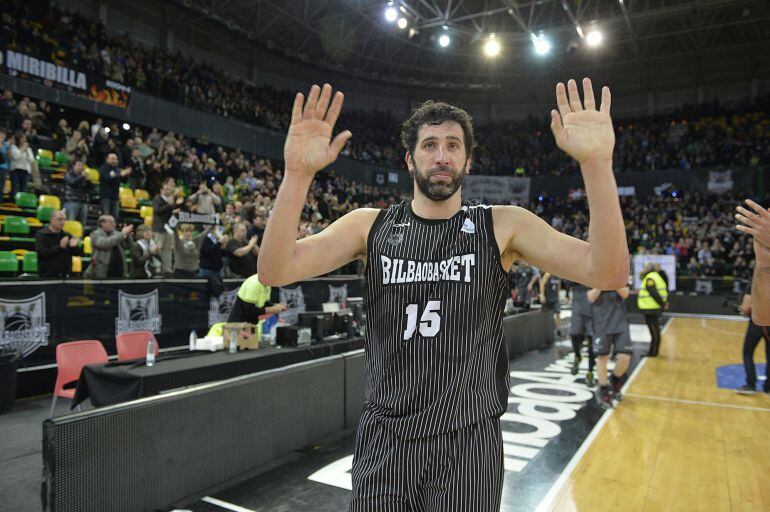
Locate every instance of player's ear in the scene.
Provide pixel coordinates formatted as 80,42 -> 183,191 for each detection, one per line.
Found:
406,151 -> 414,176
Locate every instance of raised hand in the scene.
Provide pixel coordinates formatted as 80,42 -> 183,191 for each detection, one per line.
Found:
551,78 -> 615,167
284,83 -> 352,178
735,199 -> 770,260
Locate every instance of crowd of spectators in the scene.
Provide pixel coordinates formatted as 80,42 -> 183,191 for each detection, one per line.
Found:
533,192 -> 760,281
3,1 -> 770,177
1,89 -> 406,278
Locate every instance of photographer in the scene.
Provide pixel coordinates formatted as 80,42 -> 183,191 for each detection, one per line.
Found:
188,181 -> 222,215
63,161 -> 92,226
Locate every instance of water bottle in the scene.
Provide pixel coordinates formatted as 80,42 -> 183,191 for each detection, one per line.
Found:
229,330 -> 238,354
146,335 -> 156,366
189,330 -> 197,351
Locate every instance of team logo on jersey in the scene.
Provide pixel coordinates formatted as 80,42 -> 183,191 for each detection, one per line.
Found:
461,218 -> 475,234
115,290 -> 162,335
208,287 -> 239,326
380,254 -> 476,284
387,230 -> 404,245
0,293 -> 50,358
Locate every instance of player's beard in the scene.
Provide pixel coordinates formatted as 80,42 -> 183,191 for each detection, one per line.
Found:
412,161 -> 467,202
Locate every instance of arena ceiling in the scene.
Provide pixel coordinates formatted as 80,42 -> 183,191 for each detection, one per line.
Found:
170,0 -> 770,89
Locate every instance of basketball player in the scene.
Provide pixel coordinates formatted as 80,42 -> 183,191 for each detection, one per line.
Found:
735,199 -> 770,325
540,271 -> 563,337
259,79 -> 628,510
569,282 -> 596,386
588,286 -> 632,408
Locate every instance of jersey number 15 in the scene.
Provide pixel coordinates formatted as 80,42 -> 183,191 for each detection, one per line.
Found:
403,300 -> 442,340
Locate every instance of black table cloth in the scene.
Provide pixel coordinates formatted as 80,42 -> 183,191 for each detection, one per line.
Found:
73,337 -> 364,408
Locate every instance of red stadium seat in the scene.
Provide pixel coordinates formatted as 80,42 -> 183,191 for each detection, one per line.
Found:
116,331 -> 159,361
50,340 -> 108,417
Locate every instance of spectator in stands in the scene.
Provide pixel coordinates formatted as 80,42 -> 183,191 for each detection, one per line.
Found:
199,229 -> 229,278
0,90 -> 15,130
84,215 -> 134,278
34,210 -> 81,278
8,132 -> 34,199
63,161 -> 92,226
65,129 -> 90,162
0,129 -> 8,199
226,223 -> 258,278
129,224 -> 161,278
151,177 -> 183,276
53,118 -> 72,150
98,152 -> 131,218
173,223 -> 209,278
188,181 -> 222,214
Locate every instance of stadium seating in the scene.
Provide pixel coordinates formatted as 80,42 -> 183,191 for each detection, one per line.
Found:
39,195 -> 61,210
14,193 -> 37,209
116,331 -> 159,361
37,206 -> 55,222
0,251 -> 18,274
134,189 -> 150,201
38,149 -> 54,161
85,168 -> 100,183
139,206 -> 153,219
62,220 -> 83,239
55,152 -> 69,165
22,252 -> 37,274
83,236 -> 92,255
4,217 -> 29,235
50,340 -> 108,416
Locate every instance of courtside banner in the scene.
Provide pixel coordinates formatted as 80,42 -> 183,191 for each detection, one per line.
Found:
462,175 -> 531,205
0,47 -> 132,108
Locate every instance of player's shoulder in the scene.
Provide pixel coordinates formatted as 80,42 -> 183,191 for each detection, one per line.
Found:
491,205 -> 537,234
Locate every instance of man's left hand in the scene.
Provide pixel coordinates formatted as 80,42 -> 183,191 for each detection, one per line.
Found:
550,78 -> 615,168
735,199 -> 770,261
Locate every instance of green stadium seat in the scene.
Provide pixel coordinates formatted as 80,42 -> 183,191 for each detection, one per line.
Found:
4,216 -> 30,235
0,251 -> 18,273
36,156 -> 52,168
22,252 -> 37,273
37,206 -> 55,222
55,152 -> 69,165
14,192 -> 37,209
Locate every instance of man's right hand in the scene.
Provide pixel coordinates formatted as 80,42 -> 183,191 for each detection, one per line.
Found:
59,236 -> 70,249
121,224 -> 134,236
248,235 -> 258,246
283,83 -> 352,179
265,303 -> 288,314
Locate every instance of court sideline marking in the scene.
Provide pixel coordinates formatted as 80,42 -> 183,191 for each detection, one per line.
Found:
625,393 -> 770,412
700,317 -> 747,336
533,318 -> 672,512
202,496 -> 258,512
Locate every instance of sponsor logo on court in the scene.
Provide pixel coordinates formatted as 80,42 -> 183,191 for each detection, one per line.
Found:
115,289 -> 162,335
0,293 -> 50,357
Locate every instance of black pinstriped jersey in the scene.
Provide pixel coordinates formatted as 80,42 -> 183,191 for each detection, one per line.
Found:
363,200 -> 510,439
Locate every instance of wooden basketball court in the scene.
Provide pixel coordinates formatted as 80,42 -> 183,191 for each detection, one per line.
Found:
547,317 -> 770,512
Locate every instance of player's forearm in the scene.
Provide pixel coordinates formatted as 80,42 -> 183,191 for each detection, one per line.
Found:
582,160 -> 629,289
257,173 -> 313,285
751,259 -> 770,325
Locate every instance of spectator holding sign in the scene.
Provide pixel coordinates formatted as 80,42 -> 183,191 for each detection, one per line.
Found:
152,177 -> 183,276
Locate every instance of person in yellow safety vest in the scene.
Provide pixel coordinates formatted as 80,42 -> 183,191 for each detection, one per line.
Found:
208,274 -> 287,336
637,263 -> 668,357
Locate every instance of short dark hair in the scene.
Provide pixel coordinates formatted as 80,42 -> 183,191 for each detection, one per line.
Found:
400,100 -> 475,156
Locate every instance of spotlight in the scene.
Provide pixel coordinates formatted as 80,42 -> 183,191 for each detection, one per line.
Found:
439,34 -> 450,47
384,5 -> 398,23
532,33 -> 550,55
484,34 -> 500,57
122,122 -> 130,130
585,29 -> 603,47
397,17 -> 408,30
104,127 -> 111,133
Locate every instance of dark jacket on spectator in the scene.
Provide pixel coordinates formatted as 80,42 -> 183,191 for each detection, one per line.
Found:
34,228 -> 81,278
200,232 -> 224,272
98,163 -> 121,200
151,194 -> 175,233
64,168 -> 92,203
